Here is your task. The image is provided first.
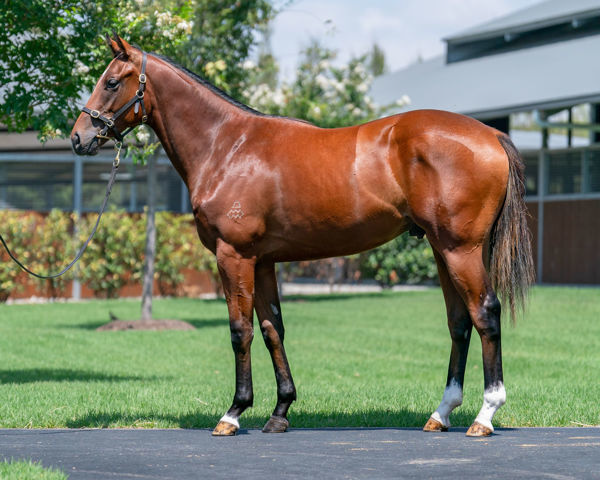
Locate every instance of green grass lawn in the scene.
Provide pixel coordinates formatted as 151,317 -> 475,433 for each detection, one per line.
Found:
0,459 -> 67,479
0,287 -> 598,429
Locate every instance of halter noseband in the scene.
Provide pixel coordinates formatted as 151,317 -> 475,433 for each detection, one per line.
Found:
81,51 -> 148,143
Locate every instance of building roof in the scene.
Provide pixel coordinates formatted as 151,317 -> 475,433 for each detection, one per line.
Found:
371,24 -> 600,119
447,0 -> 600,42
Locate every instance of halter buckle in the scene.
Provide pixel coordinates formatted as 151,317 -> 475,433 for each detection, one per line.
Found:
136,90 -> 145,99
106,119 -> 114,128
139,73 -> 146,84
90,110 -> 100,118
142,115 -> 148,123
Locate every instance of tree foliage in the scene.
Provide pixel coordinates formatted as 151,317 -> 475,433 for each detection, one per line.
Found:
0,1 -> 117,138
0,0 -> 272,139
242,40 -> 408,128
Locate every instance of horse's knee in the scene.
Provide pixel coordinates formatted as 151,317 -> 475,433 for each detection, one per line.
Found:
230,321 -> 254,350
473,293 -> 501,341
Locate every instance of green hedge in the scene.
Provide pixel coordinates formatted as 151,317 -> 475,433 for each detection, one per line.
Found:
0,209 -> 218,301
0,210 -> 438,301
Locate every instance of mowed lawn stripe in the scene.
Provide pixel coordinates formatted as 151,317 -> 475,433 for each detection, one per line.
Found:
0,287 -> 598,429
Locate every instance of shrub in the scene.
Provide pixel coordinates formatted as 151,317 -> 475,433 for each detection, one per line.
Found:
155,212 -> 219,296
30,209 -> 75,298
0,211 -> 36,301
360,233 -> 438,287
77,209 -> 145,298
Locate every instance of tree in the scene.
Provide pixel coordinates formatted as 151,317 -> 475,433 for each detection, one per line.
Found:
242,39 -> 408,129
0,1 -> 117,139
181,0 -> 272,94
367,43 -> 388,77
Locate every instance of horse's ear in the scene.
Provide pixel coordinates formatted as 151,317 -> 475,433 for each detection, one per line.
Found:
105,33 -> 119,57
106,32 -> 130,60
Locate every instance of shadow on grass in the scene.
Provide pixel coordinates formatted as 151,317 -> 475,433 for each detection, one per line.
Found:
63,318 -> 228,330
0,368 -> 162,384
64,408 -> 483,430
282,292 -> 392,303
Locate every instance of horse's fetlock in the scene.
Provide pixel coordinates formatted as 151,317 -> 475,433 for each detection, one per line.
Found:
233,390 -> 254,409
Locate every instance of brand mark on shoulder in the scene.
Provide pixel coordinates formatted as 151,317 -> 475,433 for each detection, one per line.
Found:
227,201 -> 244,219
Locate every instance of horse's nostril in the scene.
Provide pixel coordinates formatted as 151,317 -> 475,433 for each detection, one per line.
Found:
72,133 -> 81,150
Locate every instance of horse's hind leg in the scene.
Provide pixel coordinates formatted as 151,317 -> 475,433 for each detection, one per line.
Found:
212,240 -> 256,436
424,249 -> 472,432
254,261 -> 296,433
441,246 -> 505,437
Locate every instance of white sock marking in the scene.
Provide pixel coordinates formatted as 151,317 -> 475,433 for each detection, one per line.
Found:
474,382 -> 506,431
219,414 -> 240,429
430,379 -> 463,427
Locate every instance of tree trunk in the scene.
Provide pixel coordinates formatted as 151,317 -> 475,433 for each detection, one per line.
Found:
141,143 -> 160,321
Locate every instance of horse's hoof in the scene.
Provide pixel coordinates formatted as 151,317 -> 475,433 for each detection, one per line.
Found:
212,420 -> 238,436
423,417 -> 448,432
466,421 -> 493,437
262,415 -> 289,433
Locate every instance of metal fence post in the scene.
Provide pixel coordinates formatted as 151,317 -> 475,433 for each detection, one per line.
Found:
536,150 -> 545,284
72,157 -> 83,300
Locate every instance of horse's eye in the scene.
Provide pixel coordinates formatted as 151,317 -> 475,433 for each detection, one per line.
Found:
106,78 -> 119,89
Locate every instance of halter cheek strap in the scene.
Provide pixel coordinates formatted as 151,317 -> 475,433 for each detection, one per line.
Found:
81,51 -> 148,143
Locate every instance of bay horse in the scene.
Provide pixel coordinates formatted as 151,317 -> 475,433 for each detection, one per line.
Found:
71,35 -> 534,437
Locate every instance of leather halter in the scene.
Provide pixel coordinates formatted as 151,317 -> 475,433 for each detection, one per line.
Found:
81,51 -> 148,143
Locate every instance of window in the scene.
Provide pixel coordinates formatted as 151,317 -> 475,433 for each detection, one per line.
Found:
586,150 -> 600,193
0,161 -> 73,210
523,153 -> 539,196
546,151 -> 582,195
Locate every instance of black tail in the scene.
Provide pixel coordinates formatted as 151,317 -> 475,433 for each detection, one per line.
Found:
490,135 -> 535,323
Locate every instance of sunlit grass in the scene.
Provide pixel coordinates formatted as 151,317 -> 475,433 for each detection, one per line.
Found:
0,287 -> 598,429
0,459 -> 67,480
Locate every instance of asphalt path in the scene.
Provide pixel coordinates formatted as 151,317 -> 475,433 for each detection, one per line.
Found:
1,427 -> 599,479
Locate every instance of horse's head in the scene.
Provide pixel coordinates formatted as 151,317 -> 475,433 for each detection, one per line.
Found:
71,35 -> 150,155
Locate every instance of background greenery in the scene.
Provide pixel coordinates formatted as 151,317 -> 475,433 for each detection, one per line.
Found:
0,287 -> 597,429
0,210 -> 435,300
0,210 -> 218,300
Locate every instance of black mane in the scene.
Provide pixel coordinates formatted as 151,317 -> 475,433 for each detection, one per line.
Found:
149,52 -> 269,117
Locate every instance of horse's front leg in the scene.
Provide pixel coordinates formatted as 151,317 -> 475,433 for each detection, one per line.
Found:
255,261 -> 296,433
212,240 -> 256,436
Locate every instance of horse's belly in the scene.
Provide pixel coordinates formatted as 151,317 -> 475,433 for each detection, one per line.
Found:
268,207 -> 410,262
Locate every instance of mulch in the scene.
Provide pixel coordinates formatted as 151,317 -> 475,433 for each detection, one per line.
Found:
96,319 -> 195,331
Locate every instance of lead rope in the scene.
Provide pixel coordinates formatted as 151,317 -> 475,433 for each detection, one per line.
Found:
0,143 -> 122,279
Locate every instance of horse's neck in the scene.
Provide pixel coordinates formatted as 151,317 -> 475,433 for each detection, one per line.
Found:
147,58 -> 245,186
